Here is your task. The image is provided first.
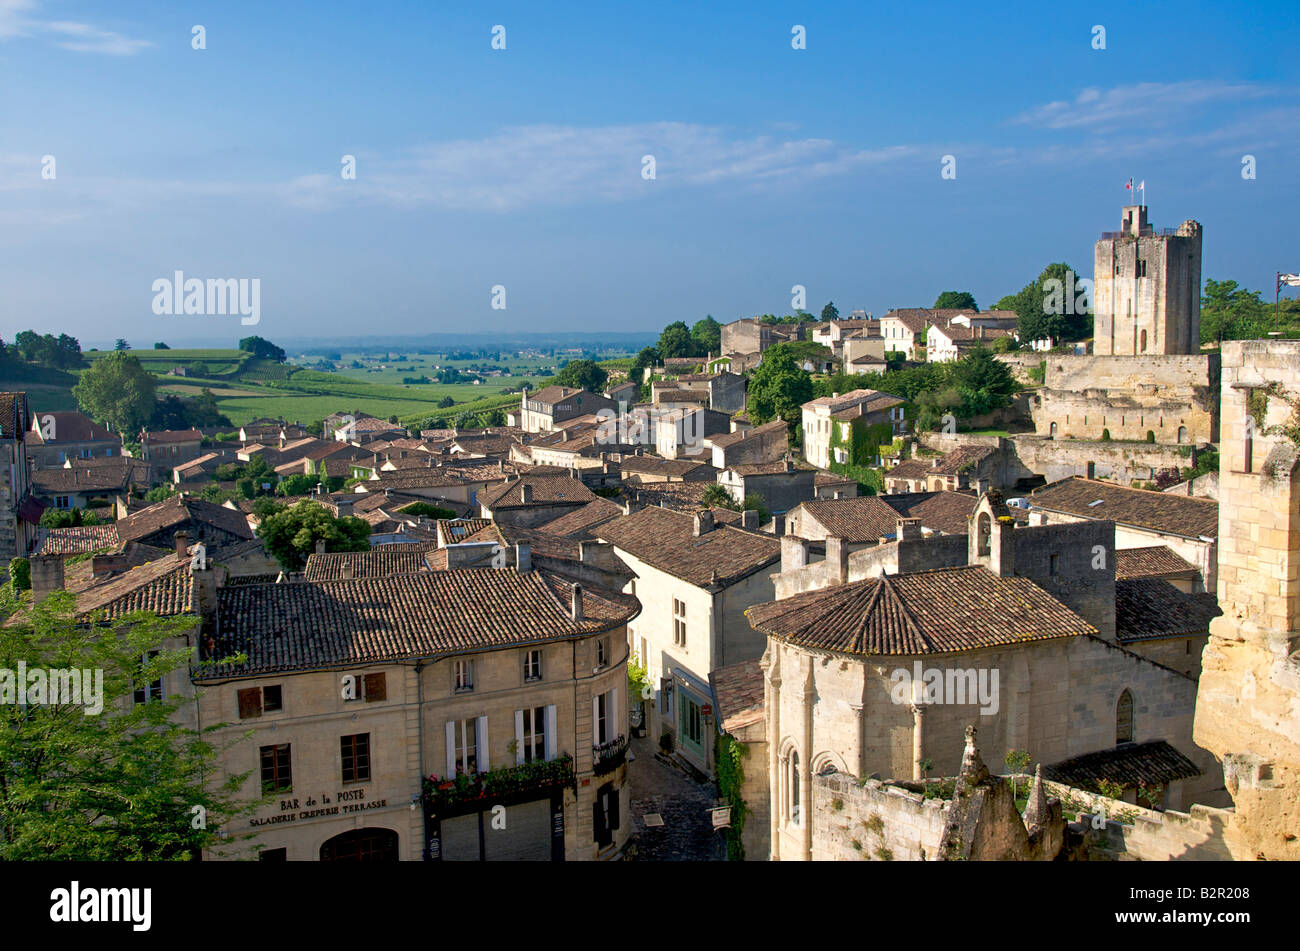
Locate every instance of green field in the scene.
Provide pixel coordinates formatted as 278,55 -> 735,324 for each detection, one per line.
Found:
7,345 -> 636,429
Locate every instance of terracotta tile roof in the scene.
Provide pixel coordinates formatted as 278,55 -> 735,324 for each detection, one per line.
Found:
793,496 -> 914,542
882,308 -> 973,333
201,568 -> 639,676
622,481 -> 711,512
536,498 -> 626,538
27,411 -> 118,445
1114,546 -> 1200,580
803,388 -> 888,412
479,476 -> 596,509
725,460 -> 809,477
525,385 -> 585,405
886,459 -> 934,482
747,566 -> 1095,655
436,518 -> 494,544
32,462 -> 140,494
596,506 -> 779,588
619,456 -> 715,479
1114,578 -> 1222,643
32,524 -> 120,555
830,393 -> 905,421
303,547 -> 435,581
116,496 -> 254,545
708,420 -> 787,450
815,472 -> 857,486
658,388 -> 710,404
1031,477 -> 1219,539
74,555 -> 197,622
142,428 -> 202,444
883,491 -> 979,535
0,392 -> 31,440
1044,740 -> 1201,789
710,659 -> 765,734
930,445 -> 997,476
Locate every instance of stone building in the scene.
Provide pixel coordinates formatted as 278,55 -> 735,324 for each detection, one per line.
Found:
1194,339 -> 1300,860
800,389 -> 906,470
516,386 -> 617,434
0,392 -> 39,560
744,492 -> 1223,860
138,428 -> 204,482
1093,205 -> 1202,356
595,506 -> 780,777
198,555 -> 638,861
717,459 -> 816,515
708,419 -> 787,470
26,410 -> 122,469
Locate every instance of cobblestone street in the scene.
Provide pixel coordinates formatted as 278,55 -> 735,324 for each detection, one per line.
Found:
625,736 -> 725,861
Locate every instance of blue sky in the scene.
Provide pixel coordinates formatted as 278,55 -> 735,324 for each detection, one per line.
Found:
2,0 -> 1298,347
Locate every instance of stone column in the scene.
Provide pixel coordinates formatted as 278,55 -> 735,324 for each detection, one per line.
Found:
800,657 -> 815,862
911,704 -> 925,781
762,647 -> 781,861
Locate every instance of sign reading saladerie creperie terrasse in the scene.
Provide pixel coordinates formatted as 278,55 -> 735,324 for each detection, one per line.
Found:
250,788 -> 389,827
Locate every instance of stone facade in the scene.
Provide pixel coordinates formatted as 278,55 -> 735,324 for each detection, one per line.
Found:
1033,353 -> 1219,445
1193,340 -> 1300,860
1093,206 -> 1202,356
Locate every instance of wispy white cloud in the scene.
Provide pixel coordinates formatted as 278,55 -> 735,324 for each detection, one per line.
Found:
281,123 -> 927,212
1009,80 -> 1285,130
0,1 -> 150,54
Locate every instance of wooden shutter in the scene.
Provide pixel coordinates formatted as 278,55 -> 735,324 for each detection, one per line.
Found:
445,721 -> 456,776
514,710 -> 525,765
237,687 -> 262,719
611,685 -> 620,738
476,715 -> 489,771
363,672 -> 386,702
608,785 -> 620,831
592,695 -> 601,746
544,704 -> 557,761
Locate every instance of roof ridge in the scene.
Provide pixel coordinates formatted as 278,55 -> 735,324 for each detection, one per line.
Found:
879,573 -> 936,653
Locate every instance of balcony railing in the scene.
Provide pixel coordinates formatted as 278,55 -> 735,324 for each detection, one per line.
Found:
423,754 -> 575,814
592,734 -> 629,776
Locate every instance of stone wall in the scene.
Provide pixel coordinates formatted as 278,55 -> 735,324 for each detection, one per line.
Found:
1033,353 -> 1219,444
809,770 -> 948,861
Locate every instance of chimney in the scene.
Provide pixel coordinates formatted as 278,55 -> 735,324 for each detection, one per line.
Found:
29,554 -> 65,602
91,552 -> 128,579
174,530 -> 190,561
741,509 -> 759,531
780,534 -> 809,572
571,584 -> 584,622
832,392 -> 839,400
693,510 -> 714,536
770,513 -> 785,536
315,538 -> 326,555
191,554 -> 218,623
520,483 -> 533,504
336,498 -> 354,518
515,543 -> 531,573
897,517 -> 923,542
825,536 -> 849,585
340,562 -> 355,580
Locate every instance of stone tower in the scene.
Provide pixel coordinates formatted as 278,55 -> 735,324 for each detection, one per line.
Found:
1193,340 -> 1300,860
1093,205 -> 1202,356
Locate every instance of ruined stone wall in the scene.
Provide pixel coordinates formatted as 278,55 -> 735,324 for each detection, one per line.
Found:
1033,353 -> 1219,444
1011,434 -> 1199,486
810,770 -> 948,861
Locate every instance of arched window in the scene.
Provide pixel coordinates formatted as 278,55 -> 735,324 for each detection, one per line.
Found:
1049,422 -> 1057,438
1177,425 -> 1188,445
976,512 -> 992,557
1140,329 -> 1148,352
789,751 -> 801,825
1116,690 -> 1134,745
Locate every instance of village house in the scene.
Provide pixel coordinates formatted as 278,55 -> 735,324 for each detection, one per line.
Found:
800,389 -> 906,470
707,419 -> 787,470
1028,477 -> 1217,593
925,314 -> 1017,363
784,491 -> 980,545
717,459 -> 816,515
514,386 -> 618,434
477,475 -> 597,528
182,549 -> 640,861
30,458 -> 145,517
138,428 -> 204,482
595,506 -> 780,777
26,410 -> 123,469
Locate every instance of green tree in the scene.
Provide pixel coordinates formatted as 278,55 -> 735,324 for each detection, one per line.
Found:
0,589 -> 251,859
934,291 -> 978,311
820,301 -> 840,322
1004,262 -> 1090,345
950,347 -> 1018,417
40,508 -> 102,529
1200,278 -> 1267,345
691,316 -> 721,356
553,359 -> 608,392
700,483 -> 733,508
436,396 -> 455,409
7,557 -> 30,592
257,500 -> 370,571
114,338 -> 130,351
154,342 -> 170,350
657,321 -> 694,359
276,474 -> 317,497
237,336 -> 286,362
73,351 -> 158,435
747,347 -> 813,431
